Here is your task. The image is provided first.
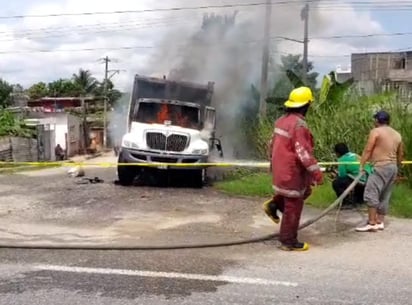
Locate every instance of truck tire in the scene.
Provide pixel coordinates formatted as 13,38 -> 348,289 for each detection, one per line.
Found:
191,169 -> 205,188
117,152 -> 136,186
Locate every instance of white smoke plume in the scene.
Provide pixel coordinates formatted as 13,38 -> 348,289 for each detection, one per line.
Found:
110,0 -> 323,157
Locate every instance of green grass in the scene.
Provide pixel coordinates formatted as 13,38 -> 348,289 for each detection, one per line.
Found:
214,172 -> 273,197
214,172 -> 412,218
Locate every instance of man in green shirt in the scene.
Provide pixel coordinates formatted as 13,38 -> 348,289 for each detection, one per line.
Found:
332,143 -> 372,207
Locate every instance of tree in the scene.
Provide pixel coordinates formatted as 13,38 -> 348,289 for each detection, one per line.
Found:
319,71 -> 354,105
269,54 -> 319,105
0,78 -> 13,108
94,79 -> 122,108
48,79 -> 81,97
72,69 -> 99,96
27,82 -> 49,100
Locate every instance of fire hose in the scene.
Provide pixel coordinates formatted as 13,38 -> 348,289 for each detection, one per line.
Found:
0,173 -> 363,250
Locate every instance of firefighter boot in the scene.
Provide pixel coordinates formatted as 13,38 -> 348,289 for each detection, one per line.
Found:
279,242 -> 310,252
262,198 -> 280,224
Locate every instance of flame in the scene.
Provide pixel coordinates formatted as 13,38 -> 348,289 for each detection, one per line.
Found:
157,104 -> 170,123
149,103 -> 191,127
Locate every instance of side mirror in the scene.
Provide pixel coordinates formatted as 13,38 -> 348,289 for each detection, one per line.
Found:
211,138 -> 223,158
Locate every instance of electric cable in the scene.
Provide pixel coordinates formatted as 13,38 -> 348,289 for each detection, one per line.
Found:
2,0 -> 412,20
0,1 -> 321,20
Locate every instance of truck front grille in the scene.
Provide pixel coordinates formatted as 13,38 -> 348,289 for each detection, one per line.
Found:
146,132 -> 166,150
146,132 -> 188,152
166,134 -> 187,152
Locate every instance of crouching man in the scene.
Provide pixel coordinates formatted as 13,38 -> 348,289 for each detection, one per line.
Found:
263,87 -> 323,251
332,143 -> 372,208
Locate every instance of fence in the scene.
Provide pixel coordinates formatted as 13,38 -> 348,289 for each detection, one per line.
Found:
0,136 -> 39,163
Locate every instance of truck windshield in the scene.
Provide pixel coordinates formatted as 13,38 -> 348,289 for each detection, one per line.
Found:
133,101 -> 200,129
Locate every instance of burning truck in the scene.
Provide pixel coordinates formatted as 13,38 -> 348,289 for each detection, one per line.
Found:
117,74 -> 223,187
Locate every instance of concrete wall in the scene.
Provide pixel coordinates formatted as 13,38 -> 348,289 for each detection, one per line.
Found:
0,137 -> 38,162
66,114 -> 81,157
11,137 -> 38,162
0,137 -> 12,161
352,52 -> 412,82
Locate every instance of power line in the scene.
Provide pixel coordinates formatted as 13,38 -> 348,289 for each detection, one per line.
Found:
2,30 -> 412,54
0,1 -> 318,19
2,26 -> 412,45
310,32 -> 412,40
0,20 -> 195,42
2,0 -> 412,20
0,16 -> 189,36
2,37 -> 412,55
0,46 -> 154,55
3,28 -> 412,45
2,42 -> 410,58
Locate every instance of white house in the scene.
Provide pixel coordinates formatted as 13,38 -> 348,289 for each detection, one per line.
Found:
25,112 -> 83,160
336,65 -> 353,83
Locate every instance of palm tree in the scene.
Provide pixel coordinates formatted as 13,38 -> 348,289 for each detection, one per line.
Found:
72,69 -> 99,96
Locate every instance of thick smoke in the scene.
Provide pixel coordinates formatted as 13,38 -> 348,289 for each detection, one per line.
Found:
109,1 -> 323,158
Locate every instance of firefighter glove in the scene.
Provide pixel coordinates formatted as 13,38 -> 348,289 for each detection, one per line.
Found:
312,170 -> 324,186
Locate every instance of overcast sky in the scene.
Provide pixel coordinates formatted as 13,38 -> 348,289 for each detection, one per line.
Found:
0,0 -> 411,92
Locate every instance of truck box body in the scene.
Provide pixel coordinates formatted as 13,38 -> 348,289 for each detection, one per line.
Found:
128,75 -> 215,129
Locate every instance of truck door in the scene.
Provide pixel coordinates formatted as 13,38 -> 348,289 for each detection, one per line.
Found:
204,106 -> 223,158
204,106 -> 216,130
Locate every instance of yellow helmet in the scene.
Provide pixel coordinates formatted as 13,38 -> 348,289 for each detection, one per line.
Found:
284,86 -> 314,108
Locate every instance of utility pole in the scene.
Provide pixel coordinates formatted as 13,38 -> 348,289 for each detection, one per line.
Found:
301,3 -> 309,85
100,56 -> 122,150
258,0 -> 272,118
103,56 -> 110,149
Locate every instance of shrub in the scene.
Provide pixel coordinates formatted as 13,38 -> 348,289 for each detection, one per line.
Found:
0,110 -> 34,138
251,91 -> 412,186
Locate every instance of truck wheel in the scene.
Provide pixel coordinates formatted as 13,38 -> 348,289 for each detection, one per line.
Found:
117,153 -> 136,186
117,165 -> 136,186
192,169 -> 205,188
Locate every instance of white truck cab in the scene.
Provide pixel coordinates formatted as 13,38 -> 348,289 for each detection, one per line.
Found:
117,75 -> 223,187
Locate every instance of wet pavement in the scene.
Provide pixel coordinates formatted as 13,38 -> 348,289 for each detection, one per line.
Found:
0,156 -> 411,304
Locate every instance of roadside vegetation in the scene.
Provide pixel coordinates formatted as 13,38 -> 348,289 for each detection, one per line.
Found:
0,110 -> 34,138
215,172 -> 412,219
215,47 -> 412,218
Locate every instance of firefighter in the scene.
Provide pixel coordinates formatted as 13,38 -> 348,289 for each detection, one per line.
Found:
263,86 -> 324,251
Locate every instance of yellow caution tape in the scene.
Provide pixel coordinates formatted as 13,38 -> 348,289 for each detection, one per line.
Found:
1,161 -> 412,168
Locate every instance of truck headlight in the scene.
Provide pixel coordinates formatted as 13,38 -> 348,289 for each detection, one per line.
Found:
192,149 -> 208,155
123,140 -> 139,149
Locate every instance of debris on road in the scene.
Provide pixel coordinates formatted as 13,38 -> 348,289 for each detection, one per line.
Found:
75,177 -> 104,184
67,166 -> 85,177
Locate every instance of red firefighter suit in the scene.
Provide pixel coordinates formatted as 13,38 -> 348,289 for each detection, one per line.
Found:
269,112 -> 323,247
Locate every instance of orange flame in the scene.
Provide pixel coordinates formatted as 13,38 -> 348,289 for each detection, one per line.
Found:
149,103 -> 190,127
157,104 -> 170,123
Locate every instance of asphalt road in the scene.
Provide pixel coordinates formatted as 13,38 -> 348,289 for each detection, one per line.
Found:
0,156 -> 411,304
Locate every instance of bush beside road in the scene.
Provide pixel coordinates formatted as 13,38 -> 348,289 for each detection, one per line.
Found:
215,172 -> 412,219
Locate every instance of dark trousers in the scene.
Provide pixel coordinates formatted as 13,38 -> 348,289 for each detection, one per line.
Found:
332,176 -> 365,205
272,195 -> 304,246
